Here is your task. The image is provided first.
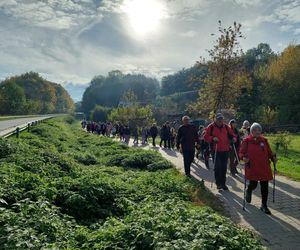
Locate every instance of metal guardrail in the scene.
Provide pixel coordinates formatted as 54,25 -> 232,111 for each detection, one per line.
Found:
0,115 -> 59,138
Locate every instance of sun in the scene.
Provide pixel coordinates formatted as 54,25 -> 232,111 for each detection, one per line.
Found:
121,0 -> 165,36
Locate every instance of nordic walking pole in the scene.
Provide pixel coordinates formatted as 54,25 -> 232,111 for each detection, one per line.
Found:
243,170 -> 247,211
211,143 -> 218,188
233,143 -> 242,172
273,154 -> 277,203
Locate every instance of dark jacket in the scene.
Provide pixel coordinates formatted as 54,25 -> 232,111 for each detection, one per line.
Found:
160,125 -> 170,140
176,124 -> 199,151
150,126 -> 158,137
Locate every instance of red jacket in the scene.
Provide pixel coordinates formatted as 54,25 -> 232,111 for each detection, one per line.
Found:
204,123 -> 236,152
239,135 -> 274,181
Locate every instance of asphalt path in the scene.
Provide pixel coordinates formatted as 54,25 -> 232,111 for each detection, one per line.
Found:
0,115 -> 57,137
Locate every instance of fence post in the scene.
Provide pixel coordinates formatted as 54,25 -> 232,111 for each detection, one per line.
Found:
16,127 -> 20,138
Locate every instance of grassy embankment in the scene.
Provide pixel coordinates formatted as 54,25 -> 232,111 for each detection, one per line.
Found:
267,134 -> 300,181
0,116 -> 263,249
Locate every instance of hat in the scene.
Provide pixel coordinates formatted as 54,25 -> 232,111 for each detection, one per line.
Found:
229,119 -> 236,125
216,113 -> 224,120
250,122 -> 262,133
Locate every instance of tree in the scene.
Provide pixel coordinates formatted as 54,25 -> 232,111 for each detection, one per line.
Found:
81,71 -> 159,115
262,45 -> 300,124
108,105 -> 155,128
90,105 -> 111,122
0,80 -> 26,115
0,72 -> 74,115
161,65 -> 207,96
192,21 -> 251,116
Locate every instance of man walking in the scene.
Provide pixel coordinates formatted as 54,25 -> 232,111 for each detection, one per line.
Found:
204,113 -> 236,190
149,123 -> 158,147
176,116 -> 200,177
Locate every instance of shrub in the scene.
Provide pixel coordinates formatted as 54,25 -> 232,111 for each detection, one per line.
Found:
75,153 -> 98,165
83,199 -> 263,250
0,138 -> 16,158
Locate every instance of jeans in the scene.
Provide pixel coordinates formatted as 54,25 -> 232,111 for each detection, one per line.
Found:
183,150 -> 195,175
214,151 -> 229,186
248,180 -> 269,205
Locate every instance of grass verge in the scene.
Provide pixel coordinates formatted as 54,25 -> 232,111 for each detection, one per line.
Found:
0,116 -> 264,249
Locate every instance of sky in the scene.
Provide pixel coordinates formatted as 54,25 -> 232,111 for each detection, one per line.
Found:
0,0 -> 299,101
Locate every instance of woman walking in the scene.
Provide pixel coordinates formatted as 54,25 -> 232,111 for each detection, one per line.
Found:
239,123 -> 276,215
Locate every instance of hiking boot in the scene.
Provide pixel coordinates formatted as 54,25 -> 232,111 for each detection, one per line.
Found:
217,185 -> 222,190
246,189 -> 252,203
221,185 -> 229,191
260,204 -> 272,215
186,173 -> 191,178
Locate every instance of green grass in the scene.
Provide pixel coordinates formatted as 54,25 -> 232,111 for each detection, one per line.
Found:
267,134 -> 300,181
0,116 -> 264,249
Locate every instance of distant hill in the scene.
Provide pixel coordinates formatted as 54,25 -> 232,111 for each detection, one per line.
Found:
0,72 -> 75,115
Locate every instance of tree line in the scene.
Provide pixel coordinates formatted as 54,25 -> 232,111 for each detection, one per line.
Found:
0,72 -> 75,115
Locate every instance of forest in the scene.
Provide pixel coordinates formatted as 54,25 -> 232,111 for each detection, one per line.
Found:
0,72 -> 74,115
81,41 -> 300,126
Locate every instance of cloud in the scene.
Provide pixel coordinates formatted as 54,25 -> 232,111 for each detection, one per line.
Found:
0,0 -> 103,30
0,0 -> 299,101
180,30 -> 198,38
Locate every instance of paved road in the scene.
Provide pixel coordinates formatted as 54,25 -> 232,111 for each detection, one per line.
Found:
127,142 -> 300,250
0,115 -> 57,137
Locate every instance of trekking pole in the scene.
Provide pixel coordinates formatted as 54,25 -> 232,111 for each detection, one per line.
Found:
243,172 -> 247,211
273,154 -> 277,203
232,144 -> 242,172
211,143 -> 218,188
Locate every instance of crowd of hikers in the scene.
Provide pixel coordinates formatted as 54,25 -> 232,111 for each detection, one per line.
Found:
81,114 -> 277,215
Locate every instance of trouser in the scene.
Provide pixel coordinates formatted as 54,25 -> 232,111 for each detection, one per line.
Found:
152,136 -> 156,146
229,148 -> 239,174
248,180 -> 269,205
160,139 -> 170,148
124,135 -> 130,144
214,151 -> 229,186
182,149 -> 195,175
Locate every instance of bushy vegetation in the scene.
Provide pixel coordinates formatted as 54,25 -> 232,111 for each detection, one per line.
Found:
0,117 -> 263,249
0,72 -> 74,115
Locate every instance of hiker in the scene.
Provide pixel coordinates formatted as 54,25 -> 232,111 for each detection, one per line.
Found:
81,119 -> 87,129
149,123 -> 158,147
119,124 -> 124,141
228,119 -> 241,176
160,123 -> 170,148
196,126 -> 204,159
204,113 -> 236,190
141,127 -> 148,144
199,127 -> 210,169
170,124 -> 177,149
133,126 -> 139,145
239,122 -> 276,215
86,122 -> 91,133
176,116 -> 200,177
240,120 -> 251,139
123,125 -> 131,144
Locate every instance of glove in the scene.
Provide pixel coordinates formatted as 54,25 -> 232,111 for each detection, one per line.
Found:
213,137 -> 219,142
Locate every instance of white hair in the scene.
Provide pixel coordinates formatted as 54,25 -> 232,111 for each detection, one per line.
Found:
250,122 -> 262,133
182,116 -> 190,121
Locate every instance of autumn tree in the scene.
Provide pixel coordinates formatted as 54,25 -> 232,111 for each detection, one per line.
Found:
192,21 -> 251,117
262,45 -> 300,124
